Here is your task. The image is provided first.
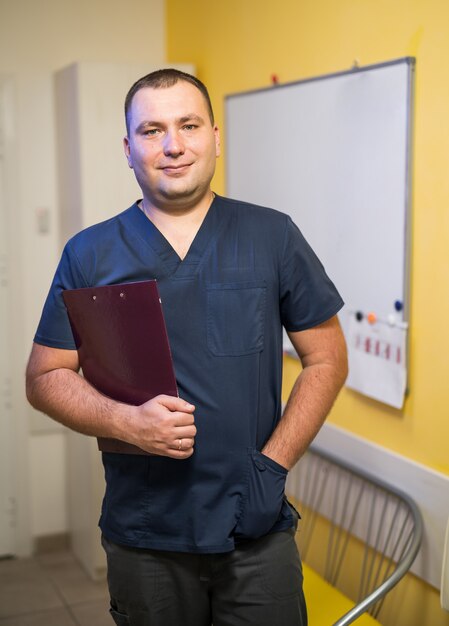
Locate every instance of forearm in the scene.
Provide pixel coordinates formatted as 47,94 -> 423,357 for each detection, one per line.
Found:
262,361 -> 346,470
26,367 -> 134,442
262,317 -> 348,469
26,342 -> 197,458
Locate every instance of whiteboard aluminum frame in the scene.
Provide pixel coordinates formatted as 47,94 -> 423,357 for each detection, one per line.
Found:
225,57 -> 415,107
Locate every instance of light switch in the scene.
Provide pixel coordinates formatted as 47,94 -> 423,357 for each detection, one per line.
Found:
36,207 -> 50,234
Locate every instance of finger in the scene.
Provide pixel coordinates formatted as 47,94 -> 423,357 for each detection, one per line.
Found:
170,447 -> 195,460
173,424 -> 197,439
170,437 -> 195,451
156,395 -> 195,413
168,411 -> 196,426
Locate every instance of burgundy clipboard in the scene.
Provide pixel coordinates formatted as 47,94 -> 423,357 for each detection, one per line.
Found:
62,280 -> 178,454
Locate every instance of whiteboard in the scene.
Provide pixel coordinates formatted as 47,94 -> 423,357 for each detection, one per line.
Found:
225,58 -> 414,329
225,59 -> 414,407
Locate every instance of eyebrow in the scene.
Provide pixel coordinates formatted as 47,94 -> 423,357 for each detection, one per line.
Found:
179,114 -> 205,125
135,114 -> 206,134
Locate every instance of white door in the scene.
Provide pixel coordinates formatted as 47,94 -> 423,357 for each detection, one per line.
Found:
0,77 -> 16,556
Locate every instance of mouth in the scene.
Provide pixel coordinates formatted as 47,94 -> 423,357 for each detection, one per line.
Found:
161,163 -> 192,175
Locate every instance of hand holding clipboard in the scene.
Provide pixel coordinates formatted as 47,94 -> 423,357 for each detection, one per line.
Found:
62,280 -> 181,454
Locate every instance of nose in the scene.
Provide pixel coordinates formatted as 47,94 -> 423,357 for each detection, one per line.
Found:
163,130 -> 185,157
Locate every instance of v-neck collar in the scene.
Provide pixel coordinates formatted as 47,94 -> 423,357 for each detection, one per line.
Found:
125,195 -> 225,279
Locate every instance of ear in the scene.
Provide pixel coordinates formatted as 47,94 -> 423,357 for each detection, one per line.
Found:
123,136 -> 133,168
214,125 -> 221,158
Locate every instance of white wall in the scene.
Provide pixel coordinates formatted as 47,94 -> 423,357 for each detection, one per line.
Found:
0,0 -> 167,554
29,433 -> 68,537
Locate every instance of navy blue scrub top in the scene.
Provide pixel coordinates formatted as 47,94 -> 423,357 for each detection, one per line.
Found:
35,195 -> 344,553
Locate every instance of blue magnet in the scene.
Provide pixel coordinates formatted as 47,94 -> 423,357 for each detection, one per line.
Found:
394,300 -> 403,312
355,311 -> 364,322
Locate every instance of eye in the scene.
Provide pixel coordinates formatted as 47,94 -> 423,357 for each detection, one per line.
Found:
143,128 -> 160,136
183,124 -> 198,131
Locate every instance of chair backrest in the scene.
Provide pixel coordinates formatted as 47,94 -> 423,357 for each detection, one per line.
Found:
287,446 -> 423,625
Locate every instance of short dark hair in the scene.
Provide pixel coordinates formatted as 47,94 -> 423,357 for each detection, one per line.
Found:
124,68 -> 215,133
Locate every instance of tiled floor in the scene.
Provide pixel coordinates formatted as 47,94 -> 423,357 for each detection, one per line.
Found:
0,550 -> 111,625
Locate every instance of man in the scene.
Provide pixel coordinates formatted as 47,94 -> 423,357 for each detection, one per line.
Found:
26,69 -> 348,626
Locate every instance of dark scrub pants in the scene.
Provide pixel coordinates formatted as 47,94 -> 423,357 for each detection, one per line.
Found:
102,527 -> 307,626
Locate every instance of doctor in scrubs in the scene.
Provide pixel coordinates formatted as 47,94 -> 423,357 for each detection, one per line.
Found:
26,69 -> 348,626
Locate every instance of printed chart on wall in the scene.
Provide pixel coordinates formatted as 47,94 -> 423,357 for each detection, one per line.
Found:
226,58 -> 414,409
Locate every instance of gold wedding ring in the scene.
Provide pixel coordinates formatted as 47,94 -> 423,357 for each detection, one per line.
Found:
178,438 -> 183,451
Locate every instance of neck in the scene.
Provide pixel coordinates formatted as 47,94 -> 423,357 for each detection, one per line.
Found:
139,191 -> 215,260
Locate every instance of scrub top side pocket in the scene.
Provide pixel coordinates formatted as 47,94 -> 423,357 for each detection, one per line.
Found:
234,448 -> 289,540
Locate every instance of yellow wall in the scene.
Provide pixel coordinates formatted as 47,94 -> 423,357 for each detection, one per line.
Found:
167,0 -> 449,475
167,1 -> 449,624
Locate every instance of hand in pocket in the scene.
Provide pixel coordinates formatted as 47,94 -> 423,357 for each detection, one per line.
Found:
234,449 -> 289,539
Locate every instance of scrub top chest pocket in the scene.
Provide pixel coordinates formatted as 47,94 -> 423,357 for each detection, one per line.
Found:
207,281 -> 266,357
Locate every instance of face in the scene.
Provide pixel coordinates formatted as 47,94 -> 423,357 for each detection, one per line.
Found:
124,81 -> 220,211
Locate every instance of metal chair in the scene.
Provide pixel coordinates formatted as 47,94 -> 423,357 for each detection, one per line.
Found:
286,445 -> 423,625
